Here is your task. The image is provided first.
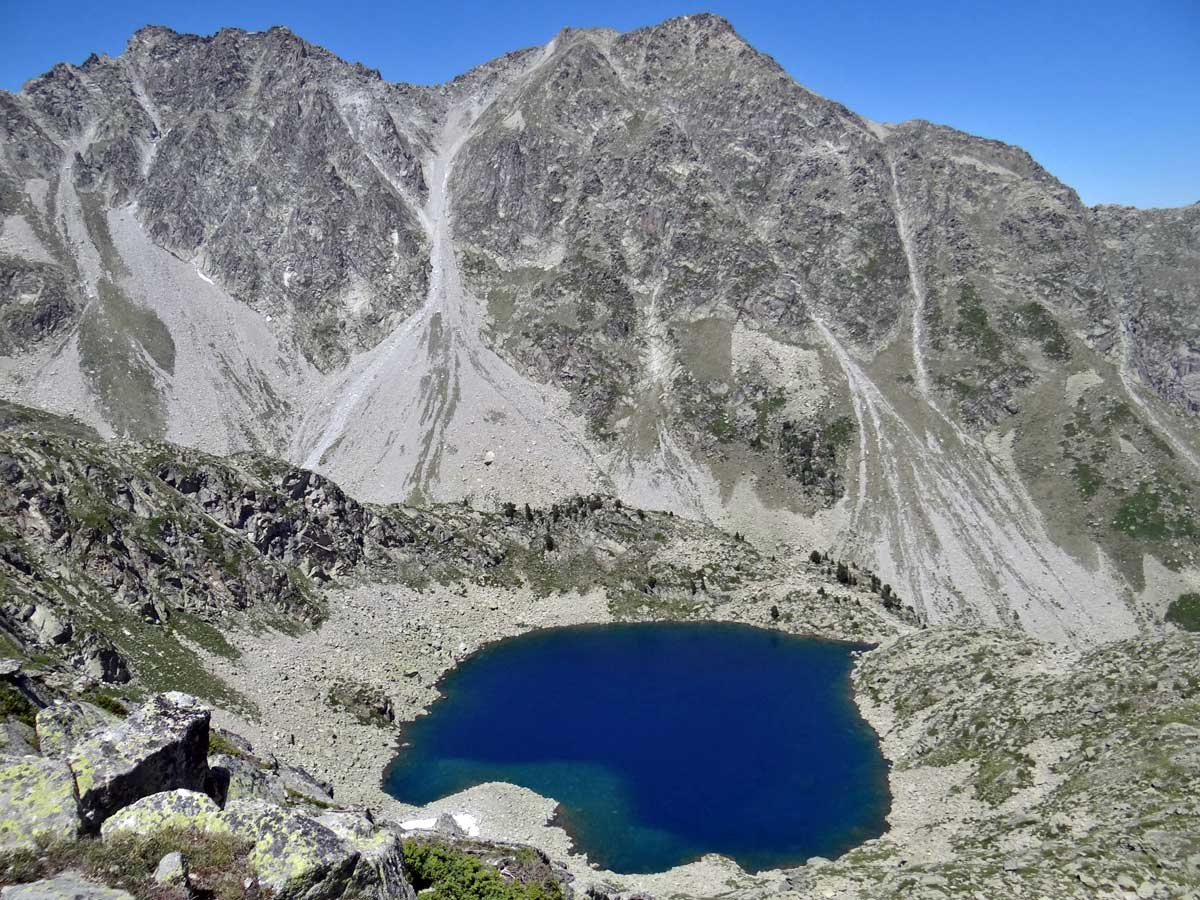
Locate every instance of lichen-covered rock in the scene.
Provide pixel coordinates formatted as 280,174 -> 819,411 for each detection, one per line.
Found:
0,873 -> 134,900
0,719 -> 38,757
208,753 -> 288,806
278,764 -> 335,807
218,799 -> 359,899
99,788 -> 223,839
68,692 -> 210,832
153,851 -> 188,886
36,701 -> 120,759
316,813 -> 414,900
0,756 -> 80,851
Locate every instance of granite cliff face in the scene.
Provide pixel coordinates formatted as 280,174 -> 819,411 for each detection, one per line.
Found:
0,14 -> 1197,642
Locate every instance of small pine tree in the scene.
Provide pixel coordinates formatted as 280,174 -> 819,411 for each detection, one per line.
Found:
544,532 -> 556,552
836,562 -> 851,585
809,550 -> 823,565
770,604 -> 780,621
524,502 -> 534,522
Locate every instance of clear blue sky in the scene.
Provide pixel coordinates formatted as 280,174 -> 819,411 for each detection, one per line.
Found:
1,0 -> 1196,208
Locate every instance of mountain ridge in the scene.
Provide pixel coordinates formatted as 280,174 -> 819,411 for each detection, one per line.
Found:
0,14 -> 1197,643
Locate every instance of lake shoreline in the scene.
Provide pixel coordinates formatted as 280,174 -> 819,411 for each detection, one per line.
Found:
202,570 -> 914,895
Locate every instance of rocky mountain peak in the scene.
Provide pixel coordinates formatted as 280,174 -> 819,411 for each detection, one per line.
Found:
0,15 -> 1196,643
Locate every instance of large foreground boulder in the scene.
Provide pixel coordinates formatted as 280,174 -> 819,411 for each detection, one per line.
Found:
99,789 -> 223,839
0,872 -> 133,900
317,812 -> 414,900
220,799 -> 362,899
0,756 -> 79,851
36,701 -> 120,759
67,692 -> 210,832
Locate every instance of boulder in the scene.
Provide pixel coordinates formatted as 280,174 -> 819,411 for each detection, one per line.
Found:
219,799 -> 360,899
434,812 -> 464,836
100,789 -> 223,839
36,701 -> 120,759
29,605 -> 71,645
316,812 -> 414,900
208,753 -> 288,806
0,872 -> 133,900
0,756 -> 80,851
68,692 -> 210,832
75,636 -> 131,685
278,764 -> 335,806
0,719 -> 38,757
154,851 -> 188,887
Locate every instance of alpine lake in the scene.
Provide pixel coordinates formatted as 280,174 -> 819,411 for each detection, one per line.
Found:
384,622 -> 890,874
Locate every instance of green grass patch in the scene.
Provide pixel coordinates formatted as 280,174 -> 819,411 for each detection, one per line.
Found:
1165,593 -> 1200,632
1071,460 -> 1104,499
403,840 -> 564,900
80,689 -> 130,718
954,282 -> 1005,361
0,682 -> 37,728
0,829 -> 254,900
1012,301 -> 1070,361
78,279 -> 174,439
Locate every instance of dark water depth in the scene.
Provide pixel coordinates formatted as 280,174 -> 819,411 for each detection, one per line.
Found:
383,622 -> 890,874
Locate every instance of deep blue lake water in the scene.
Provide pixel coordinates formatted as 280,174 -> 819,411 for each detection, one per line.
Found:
383,622 -> 890,874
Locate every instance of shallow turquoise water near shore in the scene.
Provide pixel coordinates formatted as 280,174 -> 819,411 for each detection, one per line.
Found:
383,622 -> 890,874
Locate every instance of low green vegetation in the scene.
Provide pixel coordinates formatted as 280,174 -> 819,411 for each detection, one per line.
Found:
80,689 -> 130,718
0,829 -> 255,900
1011,301 -> 1070,361
78,279 -> 174,440
1070,459 -> 1104,499
954,283 -> 1004,361
402,840 -> 564,900
974,749 -> 1035,805
0,682 -> 37,728
1165,593 -> 1200,632
0,399 -> 100,441
1035,392 -> 1200,586
326,680 -> 394,728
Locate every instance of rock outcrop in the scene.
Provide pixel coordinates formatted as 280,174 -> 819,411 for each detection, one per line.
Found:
0,756 -> 79,851
1,16 -> 1196,640
68,692 -> 210,832
0,690 -> 417,900
99,788 -> 222,838
35,701 -> 119,759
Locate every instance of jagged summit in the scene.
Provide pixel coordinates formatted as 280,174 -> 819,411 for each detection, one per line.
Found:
0,15 -> 1197,643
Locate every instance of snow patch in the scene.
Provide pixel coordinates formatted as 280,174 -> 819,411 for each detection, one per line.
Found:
398,818 -> 436,831
453,813 -> 481,836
